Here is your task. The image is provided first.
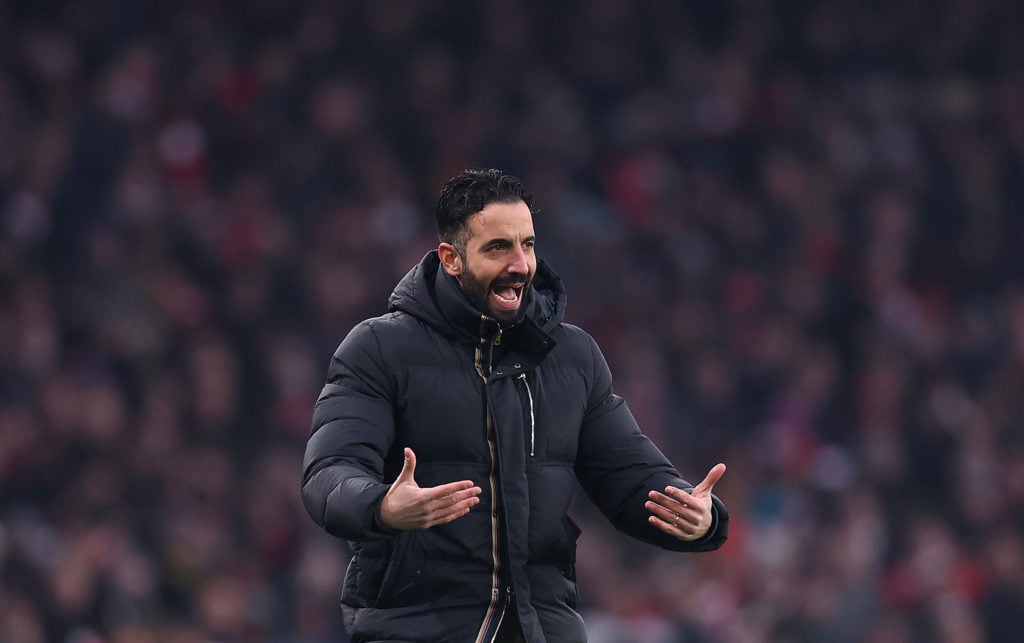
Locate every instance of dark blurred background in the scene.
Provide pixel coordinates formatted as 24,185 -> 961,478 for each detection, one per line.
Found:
2,1 -> 1024,641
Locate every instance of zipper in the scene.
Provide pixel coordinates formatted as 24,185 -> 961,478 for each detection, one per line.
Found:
490,328 -> 503,373
474,323 -> 505,643
473,408 -> 503,643
487,586 -> 515,643
518,373 -> 535,457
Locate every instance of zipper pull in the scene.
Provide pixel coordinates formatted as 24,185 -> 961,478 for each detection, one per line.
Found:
494,328 -> 503,346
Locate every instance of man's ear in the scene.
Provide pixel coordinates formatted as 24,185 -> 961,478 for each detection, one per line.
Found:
438,243 -> 462,277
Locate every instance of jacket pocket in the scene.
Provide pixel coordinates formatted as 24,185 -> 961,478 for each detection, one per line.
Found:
516,373 -> 537,457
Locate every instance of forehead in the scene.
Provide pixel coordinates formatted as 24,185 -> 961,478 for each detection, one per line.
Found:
466,200 -> 534,240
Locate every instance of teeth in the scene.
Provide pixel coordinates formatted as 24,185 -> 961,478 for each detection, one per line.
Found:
493,284 -> 523,304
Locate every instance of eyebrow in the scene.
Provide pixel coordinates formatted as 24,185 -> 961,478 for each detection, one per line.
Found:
479,235 -> 536,247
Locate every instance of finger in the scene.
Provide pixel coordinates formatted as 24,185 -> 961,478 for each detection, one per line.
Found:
395,447 -> 417,485
427,496 -> 481,528
650,488 -> 696,514
448,486 -> 483,504
692,462 -> 726,496
427,480 -> 482,498
645,499 -> 676,524
424,485 -> 482,514
648,514 -> 699,539
645,499 -> 699,529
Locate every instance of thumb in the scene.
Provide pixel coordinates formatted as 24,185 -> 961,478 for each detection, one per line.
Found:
395,447 -> 418,486
693,463 -> 726,496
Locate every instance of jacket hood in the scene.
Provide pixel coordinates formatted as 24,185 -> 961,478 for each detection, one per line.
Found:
388,251 -> 566,343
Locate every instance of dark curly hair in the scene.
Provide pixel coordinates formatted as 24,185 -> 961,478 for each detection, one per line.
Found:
435,169 -> 537,255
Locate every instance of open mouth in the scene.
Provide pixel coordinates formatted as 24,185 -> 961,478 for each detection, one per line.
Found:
491,282 -> 526,311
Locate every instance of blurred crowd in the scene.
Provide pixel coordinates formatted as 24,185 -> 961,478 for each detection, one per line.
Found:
2,0 -> 1024,641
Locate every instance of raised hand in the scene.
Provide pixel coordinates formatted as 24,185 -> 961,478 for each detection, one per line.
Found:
380,448 -> 482,530
645,463 -> 726,541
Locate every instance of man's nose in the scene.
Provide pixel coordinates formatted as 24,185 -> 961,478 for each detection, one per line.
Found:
508,245 -> 529,275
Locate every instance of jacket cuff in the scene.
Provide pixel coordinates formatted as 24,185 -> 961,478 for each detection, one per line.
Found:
370,487 -> 402,537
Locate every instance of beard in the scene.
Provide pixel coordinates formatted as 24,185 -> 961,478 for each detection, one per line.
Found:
459,264 -> 533,321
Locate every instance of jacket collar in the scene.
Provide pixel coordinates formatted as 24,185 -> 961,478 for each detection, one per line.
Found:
389,251 -> 564,358
434,261 -> 504,343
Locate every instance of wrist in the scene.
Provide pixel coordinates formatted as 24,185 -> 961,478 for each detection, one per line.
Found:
374,490 -> 401,534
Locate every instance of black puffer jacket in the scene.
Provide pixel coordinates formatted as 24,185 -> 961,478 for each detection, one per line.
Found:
302,251 -> 728,642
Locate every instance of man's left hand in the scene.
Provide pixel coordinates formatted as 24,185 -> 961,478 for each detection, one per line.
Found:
645,463 -> 726,541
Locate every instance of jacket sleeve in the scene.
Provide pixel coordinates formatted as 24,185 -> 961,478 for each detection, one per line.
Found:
574,335 -> 728,552
301,321 -> 400,542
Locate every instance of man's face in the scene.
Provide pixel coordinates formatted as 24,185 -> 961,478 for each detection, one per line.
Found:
441,200 -> 537,321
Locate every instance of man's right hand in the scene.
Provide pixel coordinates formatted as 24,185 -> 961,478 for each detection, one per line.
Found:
380,447 -> 482,530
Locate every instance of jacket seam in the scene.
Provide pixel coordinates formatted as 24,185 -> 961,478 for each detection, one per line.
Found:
364,320 -> 397,393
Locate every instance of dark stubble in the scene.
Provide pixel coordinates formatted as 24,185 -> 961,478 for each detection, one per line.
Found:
458,263 -> 532,321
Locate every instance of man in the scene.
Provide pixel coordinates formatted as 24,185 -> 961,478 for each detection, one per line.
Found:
301,169 -> 729,642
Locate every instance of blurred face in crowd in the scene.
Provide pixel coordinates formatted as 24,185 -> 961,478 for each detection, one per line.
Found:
439,200 -> 537,321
